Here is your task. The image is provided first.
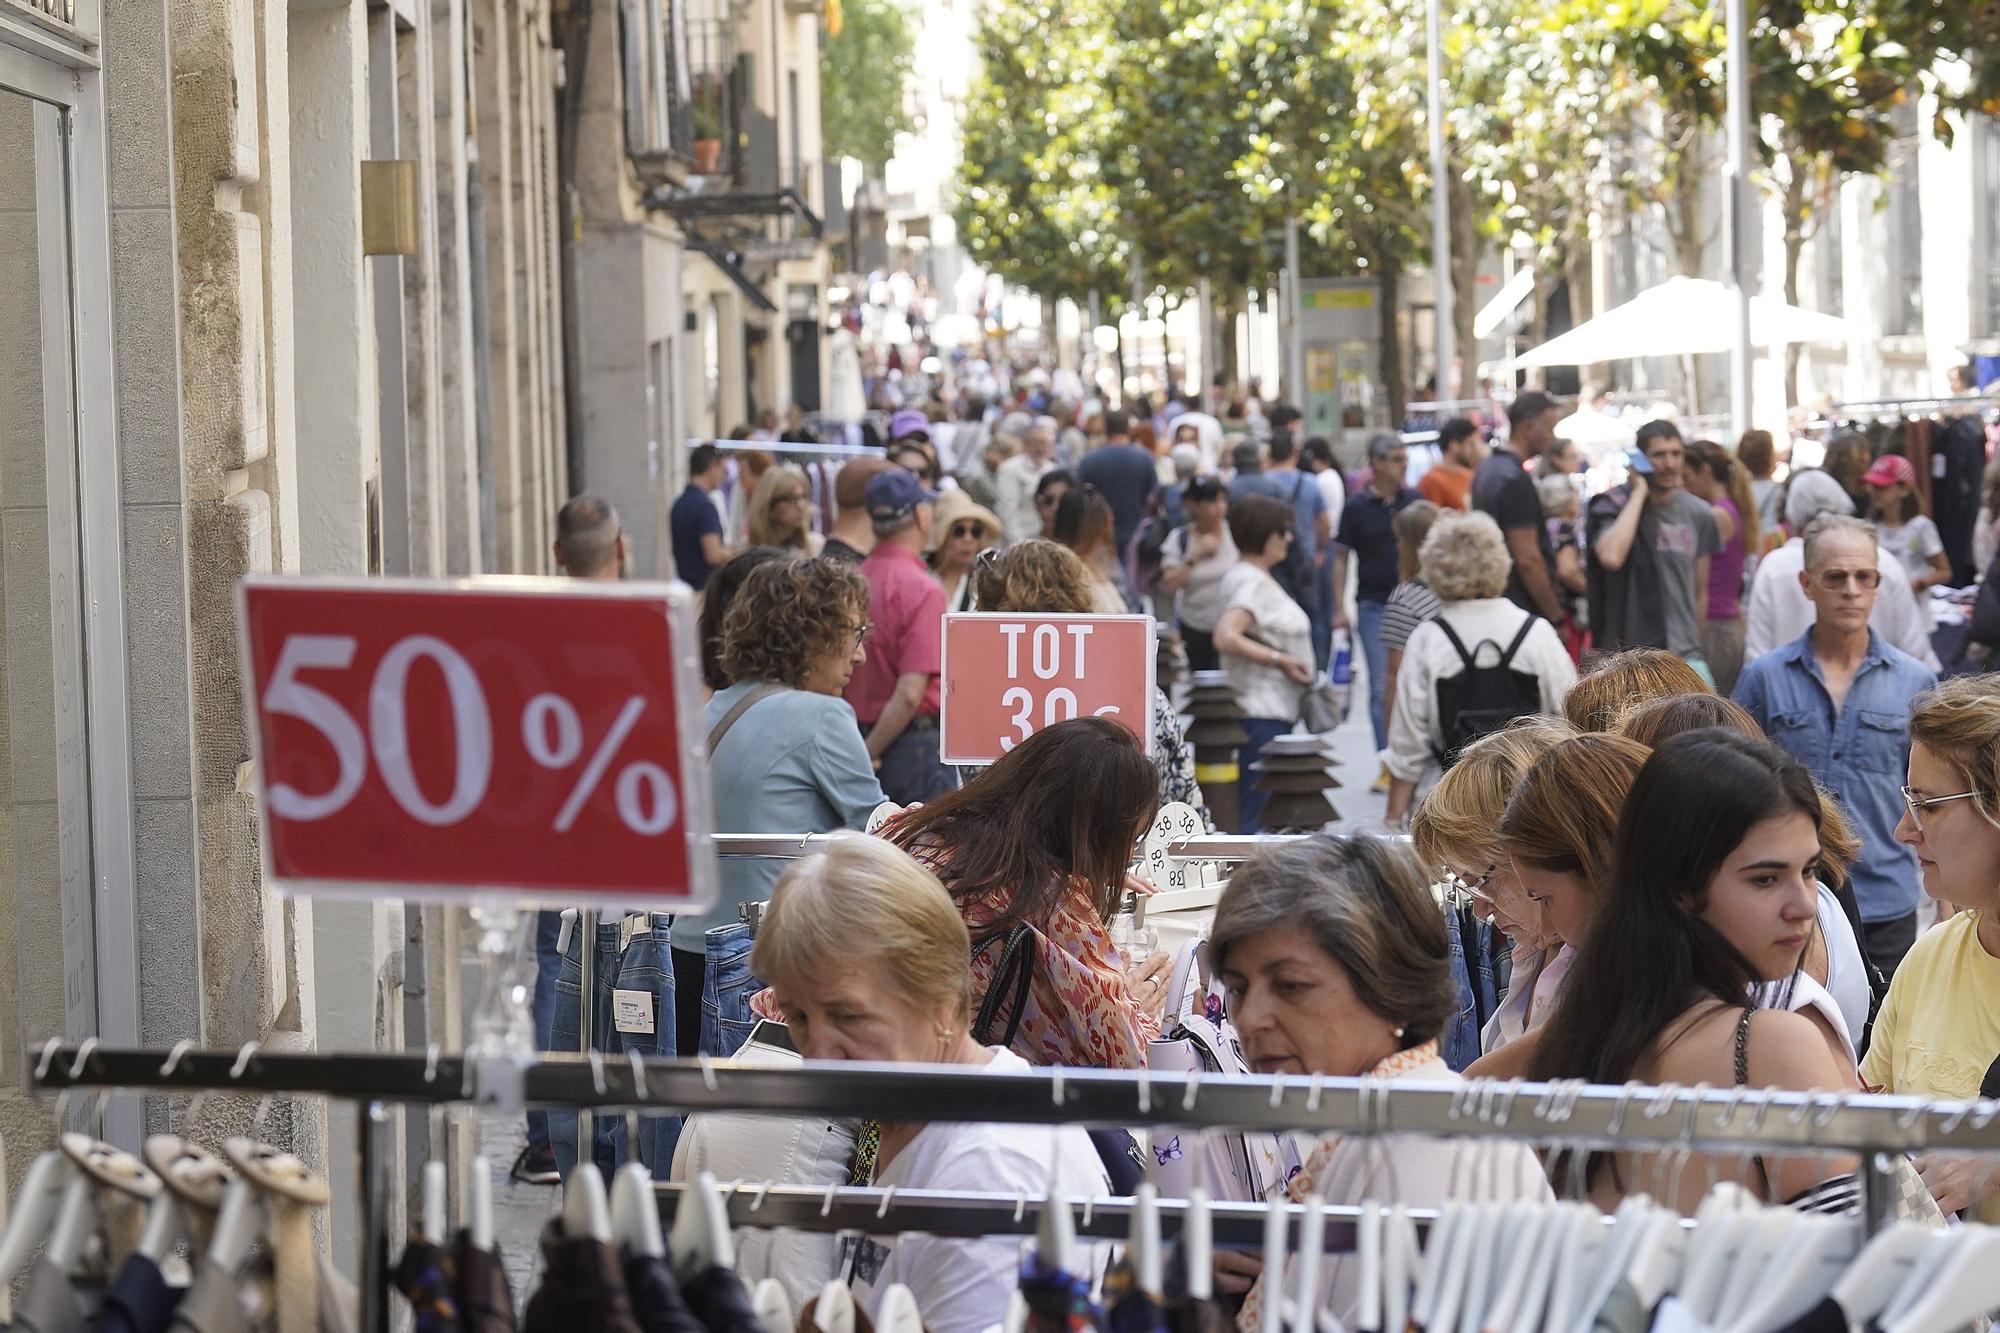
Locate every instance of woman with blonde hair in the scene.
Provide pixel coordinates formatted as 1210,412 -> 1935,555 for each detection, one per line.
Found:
752,834 -> 1110,1331
1411,717 -> 1577,1054
1879,676 -> 2000,1218
1384,511 -> 1575,825
745,464 -> 824,554
1563,647 -> 1711,732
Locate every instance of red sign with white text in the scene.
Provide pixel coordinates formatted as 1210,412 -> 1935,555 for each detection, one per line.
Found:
940,613 -> 1156,765
238,577 -> 715,908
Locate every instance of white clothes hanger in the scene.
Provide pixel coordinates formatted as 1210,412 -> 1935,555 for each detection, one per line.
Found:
45,1176 -> 98,1272
1571,1195 -> 1654,1333
1354,1204 -> 1383,1333
1623,1207 -> 1691,1313
0,1151 -> 72,1284
1829,1221 -> 1934,1331
467,1160 -> 495,1252
1710,1206 -> 1802,1332
1036,1192 -> 1076,1275
1480,1201 -> 1544,1333
207,1178 -> 266,1276
1719,1216 -> 1856,1333
1408,1203 -> 1462,1333
1429,1201 -> 1486,1333
752,1279 -> 794,1332
1505,1202 -> 1576,1333
1183,1186 -> 1214,1302
666,1170 -> 733,1275
564,1165 -> 613,1244
1257,1194 -> 1288,1333
1383,1204 -> 1415,1333
1129,1184 -> 1163,1297
876,1284 -> 925,1333
1543,1203 -> 1610,1333
610,1164 -> 666,1259
421,1160 -> 448,1245
1289,1195 -> 1327,1333
1882,1226 -> 2000,1333
813,1279 -> 859,1333
1683,1212 -> 1758,1325
1453,1202 -> 1503,1333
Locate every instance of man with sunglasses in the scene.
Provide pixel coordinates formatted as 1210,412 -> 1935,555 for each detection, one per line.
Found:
1734,514 -> 1937,978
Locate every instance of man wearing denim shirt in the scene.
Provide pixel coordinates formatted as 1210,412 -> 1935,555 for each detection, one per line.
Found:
1734,515 -> 1937,979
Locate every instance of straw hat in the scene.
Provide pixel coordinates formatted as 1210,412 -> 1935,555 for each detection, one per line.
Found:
929,488 -> 1003,552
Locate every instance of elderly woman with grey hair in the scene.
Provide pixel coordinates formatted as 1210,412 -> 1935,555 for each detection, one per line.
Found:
1383,511 -> 1576,824
1213,835 -> 1551,1324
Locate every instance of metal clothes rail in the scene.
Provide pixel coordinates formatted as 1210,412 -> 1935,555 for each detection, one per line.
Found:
709,832 -> 1403,862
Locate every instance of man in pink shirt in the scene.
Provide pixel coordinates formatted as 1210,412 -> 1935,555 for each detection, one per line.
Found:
847,469 -> 957,802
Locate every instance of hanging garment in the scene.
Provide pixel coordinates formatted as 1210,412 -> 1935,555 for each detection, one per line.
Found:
794,1297 -> 875,1333
522,1223 -> 644,1333
17,1259 -> 102,1333
678,1266 -> 770,1333
449,1232 -> 518,1333
1158,1248 -> 1233,1333
1931,414 -> 1988,585
1102,1261 -> 1168,1333
622,1257 -> 709,1333
167,1265 -> 252,1333
93,1254 -> 183,1333
1019,1251 -> 1104,1333
392,1235 -> 462,1333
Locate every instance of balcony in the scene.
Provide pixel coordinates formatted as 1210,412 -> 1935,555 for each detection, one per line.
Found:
622,0 -> 699,187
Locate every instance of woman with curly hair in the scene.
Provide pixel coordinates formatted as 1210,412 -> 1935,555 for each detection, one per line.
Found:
674,555 -> 885,1054
1384,512 -> 1576,824
973,540 -> 1212,829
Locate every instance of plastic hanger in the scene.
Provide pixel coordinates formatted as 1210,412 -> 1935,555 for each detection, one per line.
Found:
1257,1193 -> 1288,1333
1484,1201 -> 1548,1333
1710,1206 -> 1801,1333
1882,1226 -> 2000,1333
876,1284 -> 925,1333
207,1178 -> 266,1275
1453,1203 -> 1503,1333
0,1147 -> 71,1286
1037,1192 -> 1077,1275
422,1160 -> 447,1244
1183,1185 -> 1214,1302
1408,1202 -> 1462,1333
1677,1186 -> 1754,1324
1542,1204 -> 1609,1333
752,1279 -> 793,1331
1506,1202 -> 1575,1333
1878,1225 -> 1966,1331
467,1158 -> 495,1252
813,1279 -> 859,1333
1430,1201 -> 1484,1333
1719,1216 -> 1856,1333
1383,1204 -> 1415,1333
610,1163 -> 666,1259
1828,1221 -> 1934,1331
1354,1203 -> 1382,1333
564,1164 -> 613,1244
1129,1183 -> 1163,1297
666,1169 -> 733,1275
1623,1207 -> 1691,1313
1289,1194 -> 1327,1333
45,1175 -> 97,1273
1570,1195 -> 1652,1333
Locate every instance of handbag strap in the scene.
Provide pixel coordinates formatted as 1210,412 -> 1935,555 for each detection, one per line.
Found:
705,683 -> 785,756
971,923 -> 1037,1049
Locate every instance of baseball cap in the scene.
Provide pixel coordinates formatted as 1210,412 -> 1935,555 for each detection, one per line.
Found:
1862,454 -> 1915,488
889,409 -> 932,442
864,467 -> 939,523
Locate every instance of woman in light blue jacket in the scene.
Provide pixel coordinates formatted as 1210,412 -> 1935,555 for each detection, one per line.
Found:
677,555 -> 886,1055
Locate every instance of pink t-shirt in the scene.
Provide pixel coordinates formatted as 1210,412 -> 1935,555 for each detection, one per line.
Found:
845,545 -> 945,724
1707,495 -> 1746,621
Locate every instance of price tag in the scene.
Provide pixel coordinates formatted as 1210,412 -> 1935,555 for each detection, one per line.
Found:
939,613 -> 1155,765
613,989 -> 656,1035
238,577 -> 714,908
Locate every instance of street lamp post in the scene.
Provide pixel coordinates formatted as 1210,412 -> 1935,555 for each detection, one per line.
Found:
1427,0 -> 1455,398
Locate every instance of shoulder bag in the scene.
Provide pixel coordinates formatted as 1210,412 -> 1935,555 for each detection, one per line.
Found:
704,683 -> 786,756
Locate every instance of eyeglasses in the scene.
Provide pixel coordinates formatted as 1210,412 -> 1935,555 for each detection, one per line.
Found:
847,622 -> 875,650
1447,865 -> 1498,905
772,492 -> 805,506
1901,785 -> 1981,830
949,522 -> 986,540
1814,568 -> 1882,590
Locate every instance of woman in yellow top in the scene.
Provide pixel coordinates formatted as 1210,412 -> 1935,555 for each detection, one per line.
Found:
1878,675 -> 2000,1219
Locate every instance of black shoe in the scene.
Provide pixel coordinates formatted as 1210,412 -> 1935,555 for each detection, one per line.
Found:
512,1143 -> 559,1185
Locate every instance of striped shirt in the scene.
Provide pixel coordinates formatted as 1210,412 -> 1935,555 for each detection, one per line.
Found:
1381,578 -> 1445,653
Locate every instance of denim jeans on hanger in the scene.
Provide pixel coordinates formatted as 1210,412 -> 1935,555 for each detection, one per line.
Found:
701,922 -> 762,1058
1441,908 -> 1500,1072
525,909 -> 564,1151
549,916 -> 680,1178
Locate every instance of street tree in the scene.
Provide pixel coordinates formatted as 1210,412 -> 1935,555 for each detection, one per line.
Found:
819,0 -> 919,173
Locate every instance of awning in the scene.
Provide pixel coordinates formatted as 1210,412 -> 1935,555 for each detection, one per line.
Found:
1516,276 -> 1850,367
685,237 -> 778,313
1473,266 -> 1536,340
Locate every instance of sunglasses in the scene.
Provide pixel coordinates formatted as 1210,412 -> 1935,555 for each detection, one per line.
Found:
948,522 -> 986,540
1814,568 -> 1882,590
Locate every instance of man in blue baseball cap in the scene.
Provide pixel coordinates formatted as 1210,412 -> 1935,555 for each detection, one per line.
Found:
847,469 -> 957,802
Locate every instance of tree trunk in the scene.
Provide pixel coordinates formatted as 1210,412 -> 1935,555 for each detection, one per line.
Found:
1449,169 -> 1481,396
1562,235 -> 1599,387
1377,255 -> 1407,428
1220,290 -> 1246,390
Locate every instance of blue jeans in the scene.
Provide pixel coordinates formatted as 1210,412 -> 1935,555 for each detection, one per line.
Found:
525,910 -> 564,1149
1442,909 -> 1500,1072
549,917 -> 681,1179
1312,555 -> 1336,673
1238,717 -> 1295,833
1356,598 -> 1390,752
876,718 -> 957,806
701,922 -> 761,1058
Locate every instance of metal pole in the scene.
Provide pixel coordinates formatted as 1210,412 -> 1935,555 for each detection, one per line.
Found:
577,908 -> 596,1162
1724,0 -> 1753,439
1284,215 -> 1304,404
358,1102 -> 392,1333
1426,0 -> 1455,397
1197,276 -> 1215,403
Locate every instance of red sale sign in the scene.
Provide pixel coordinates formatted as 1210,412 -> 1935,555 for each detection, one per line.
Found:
237,577 -> 715,908
939,613 -> 1155,765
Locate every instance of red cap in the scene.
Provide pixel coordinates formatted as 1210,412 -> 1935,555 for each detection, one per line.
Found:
1862,454 -> 1915,488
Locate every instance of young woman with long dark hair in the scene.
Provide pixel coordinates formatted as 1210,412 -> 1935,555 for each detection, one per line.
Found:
1527,727 -> 1858,1213
884,716 -> 1167,1069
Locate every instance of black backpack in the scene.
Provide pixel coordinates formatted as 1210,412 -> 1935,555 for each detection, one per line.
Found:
1431,615 -> 1546,768
1269,473 -> 1317,603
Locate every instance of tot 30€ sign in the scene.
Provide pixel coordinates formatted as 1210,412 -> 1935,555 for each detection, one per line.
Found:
939,613 -> 1155,765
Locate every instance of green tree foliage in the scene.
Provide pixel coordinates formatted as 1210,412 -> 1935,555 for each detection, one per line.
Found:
820,0 -> 919,172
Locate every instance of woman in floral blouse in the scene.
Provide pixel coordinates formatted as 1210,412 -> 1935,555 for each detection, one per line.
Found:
886,717 -> 1170,1069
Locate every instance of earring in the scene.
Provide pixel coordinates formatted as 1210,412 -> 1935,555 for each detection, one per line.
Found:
1393,1026 -> 1406,1040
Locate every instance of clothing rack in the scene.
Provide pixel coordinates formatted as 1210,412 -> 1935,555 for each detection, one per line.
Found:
706,833 -> 1391,862
1826,395 -> 2000,417
685,437 -> 886,458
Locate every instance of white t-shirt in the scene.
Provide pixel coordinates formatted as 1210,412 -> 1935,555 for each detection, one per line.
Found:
1313,468 -> 1346,545
843,1048 -> 1111,1333
1756,883 -> 1868,1062
1877,515 -> 1945,630
1160,526 -> 1240,632
1219,564 -> 1313,722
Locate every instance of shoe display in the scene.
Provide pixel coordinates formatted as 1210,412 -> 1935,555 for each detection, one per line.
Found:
511,1142 -> 559,1185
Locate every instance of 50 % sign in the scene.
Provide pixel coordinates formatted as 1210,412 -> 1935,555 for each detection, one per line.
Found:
939,613 -> 1155,765
238,578 -> 715,907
